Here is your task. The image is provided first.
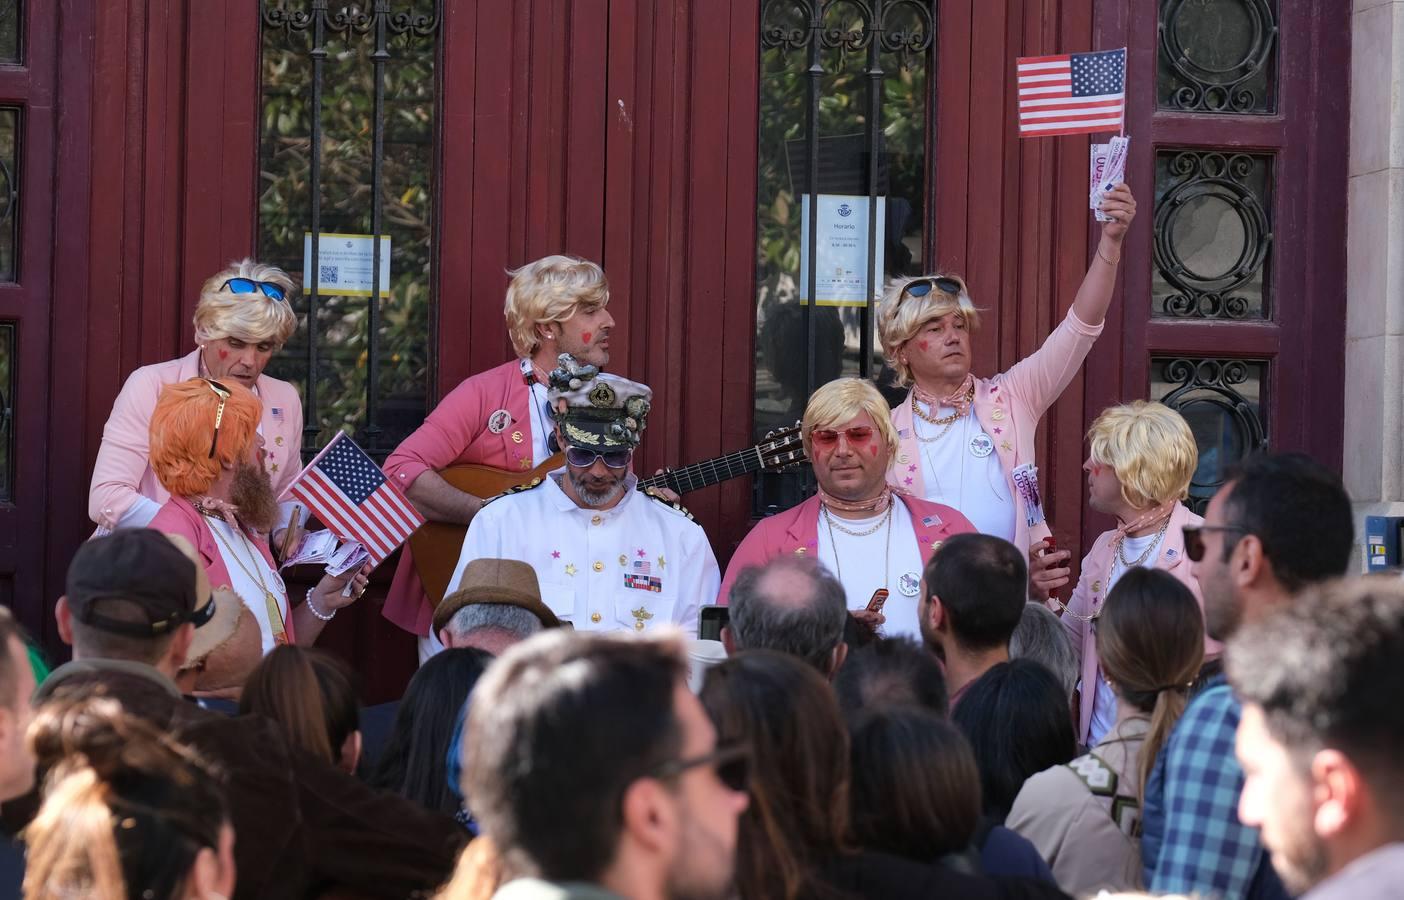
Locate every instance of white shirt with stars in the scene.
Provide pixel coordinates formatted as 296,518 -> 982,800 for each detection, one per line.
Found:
449,469 -> 718,635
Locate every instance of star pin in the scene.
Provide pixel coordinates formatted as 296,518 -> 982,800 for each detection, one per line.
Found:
658,555 -> 667,571
552,550 -> 561,559
565,563 -> 577,577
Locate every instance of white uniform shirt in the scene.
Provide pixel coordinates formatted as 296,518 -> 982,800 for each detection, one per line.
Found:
914,407 -> 1016,543
451,470 -> 718,635
1087,529 -> 1166,745
815,497 -> 926,641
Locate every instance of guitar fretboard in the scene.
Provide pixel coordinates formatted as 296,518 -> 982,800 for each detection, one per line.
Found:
639,438 -> 805,495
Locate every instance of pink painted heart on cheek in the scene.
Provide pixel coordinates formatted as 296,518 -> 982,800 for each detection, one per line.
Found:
917,340 -> 929,352
218,349 -> 229,361
581,331 -> 593,344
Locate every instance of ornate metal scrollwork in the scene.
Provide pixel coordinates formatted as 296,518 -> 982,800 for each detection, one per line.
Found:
761,0 -> 932,69
1159,0 -> 1277,113
1156,357 -> 1268,513
1153,151 -> 1272,319
262,1 -> 441,47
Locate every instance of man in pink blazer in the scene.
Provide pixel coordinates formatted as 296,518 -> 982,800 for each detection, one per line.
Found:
382,255 -> 615,658
1060,401 -> 1222,746
720,378 -> 974,642
876,185 -> 1139,598
88,260 -> 305,541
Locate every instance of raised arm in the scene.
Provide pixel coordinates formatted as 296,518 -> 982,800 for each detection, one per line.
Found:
1070,183 -> 1136,327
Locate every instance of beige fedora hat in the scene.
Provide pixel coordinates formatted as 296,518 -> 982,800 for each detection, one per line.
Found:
433,557 -> 561,635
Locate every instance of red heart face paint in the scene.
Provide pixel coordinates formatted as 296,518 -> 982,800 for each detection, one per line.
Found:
918,339 -> 929,352
218,349 -> 229,360
581,331 -> 593,344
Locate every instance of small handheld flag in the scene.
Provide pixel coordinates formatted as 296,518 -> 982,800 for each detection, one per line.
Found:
281,432 -> 425,568
1017,48 -> 1126,137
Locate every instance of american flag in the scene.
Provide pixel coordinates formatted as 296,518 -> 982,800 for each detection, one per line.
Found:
282,433 -> 424,566
1017,48 -> 1126,137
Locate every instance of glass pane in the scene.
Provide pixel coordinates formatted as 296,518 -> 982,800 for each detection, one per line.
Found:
0,322 -> 13,502
0,2 -> 20,65
1151,357 -> 1268,513
753,0 -> 934,514
258,9 -> 437,460
0,108 -> 18,283
1157,0 -> 1277,114
1152,150 -> 1272,319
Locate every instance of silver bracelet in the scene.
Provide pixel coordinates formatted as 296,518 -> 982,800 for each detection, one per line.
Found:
304,588 -> 336,621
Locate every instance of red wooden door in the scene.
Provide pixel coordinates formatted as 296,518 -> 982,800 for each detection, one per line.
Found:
1083,0 -> 1347,540
0,1 -> 57,638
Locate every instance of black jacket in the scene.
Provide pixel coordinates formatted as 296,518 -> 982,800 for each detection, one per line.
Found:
818,849 -> 1072,900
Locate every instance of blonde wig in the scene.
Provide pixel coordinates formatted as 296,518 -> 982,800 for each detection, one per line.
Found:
192,258 -> 298,348
876,274 -> 982,387
503,255 -> 611,358
801,377 -> 899,460
149,377 -> 263,498
1087,400 -> 1199,511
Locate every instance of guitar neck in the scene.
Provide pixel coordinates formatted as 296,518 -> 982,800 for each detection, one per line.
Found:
639,444 -> 781,495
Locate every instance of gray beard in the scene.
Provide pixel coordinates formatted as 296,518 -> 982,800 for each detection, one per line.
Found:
567,470 -> 627,508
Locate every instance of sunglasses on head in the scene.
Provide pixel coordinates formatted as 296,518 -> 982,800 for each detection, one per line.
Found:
652,742 -> 750,793
810,426 -> 876,448
222,277 -> 288,302
204,378 -> 232,459
564,446 -> 633,469
1181,525 -> 1250,562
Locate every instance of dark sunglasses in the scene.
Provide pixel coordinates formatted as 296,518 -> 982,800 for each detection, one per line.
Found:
564,446 -> 633,469
1182,525 -> 1250,562
205,378 -> 232,459
652,743 -> 750,793
891,276 -> 964,315
222,277 -> 288,302
810,426 -> 876,448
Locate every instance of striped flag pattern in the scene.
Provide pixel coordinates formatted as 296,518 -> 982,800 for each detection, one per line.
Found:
283,432 -> 424,566
1017,48 -> 1126,137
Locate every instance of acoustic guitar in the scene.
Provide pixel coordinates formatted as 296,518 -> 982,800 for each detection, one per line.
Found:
408,424 -> 807,603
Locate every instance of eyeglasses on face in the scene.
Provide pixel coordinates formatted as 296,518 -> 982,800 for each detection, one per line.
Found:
221,277 -> 288,302
204,378 -> 232,459
810,426 -> 876,449
651,742 -> 750,793
1182,525 -> 1251,563
564,446 -> 633,469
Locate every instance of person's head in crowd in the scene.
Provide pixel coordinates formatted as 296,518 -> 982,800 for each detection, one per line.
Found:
434,558 -> 558,655
802,377 -> 901,506
724,556 -> 849,679
149,377 -> 280,533
462,631 -> 748,900
504,255 -> 613,367
192,258 -> 298,390
239,645 -> 362,775
1229,578 -> 1404,894
847,706 -> 980,864
833,636 -> 948,719
1009,601 -> 1079,707
175,588 -> 262,699
918,533 -> 1027,698
23,695 -> 234,900
0,606 -> 35,804
56,530 -> 218,678
952,659 -> 1077,821
372,647 -> 493,817
1190,452 -> 1352,643
1083,401 -> 1197,523
1098,567 -> 1204,798
700,650 -> 849,900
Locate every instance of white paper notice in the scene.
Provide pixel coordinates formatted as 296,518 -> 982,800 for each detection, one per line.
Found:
798,194 -> 887,307
302,232 -> 393,297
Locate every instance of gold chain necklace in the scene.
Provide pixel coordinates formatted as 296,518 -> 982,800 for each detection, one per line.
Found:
822,503 -> 893,587
911,391 -> 966,443
205,515 -> 288,641
1115,515 -> 1173,569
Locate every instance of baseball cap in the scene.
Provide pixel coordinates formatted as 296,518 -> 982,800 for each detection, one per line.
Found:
66,529 -> 216,637
433,557 -> 561,635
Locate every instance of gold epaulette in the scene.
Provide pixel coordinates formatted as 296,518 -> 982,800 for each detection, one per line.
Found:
640,486 -> 695,521
481,477 -> 546,508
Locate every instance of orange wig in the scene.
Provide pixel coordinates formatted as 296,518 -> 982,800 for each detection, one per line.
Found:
149,377 -> 263,498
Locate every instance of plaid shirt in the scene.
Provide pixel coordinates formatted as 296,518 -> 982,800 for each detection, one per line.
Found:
1141,675 -> 1264,898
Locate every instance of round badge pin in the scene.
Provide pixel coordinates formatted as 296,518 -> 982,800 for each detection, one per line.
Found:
898,572 -> 921,597
487,409 -> 511,434
969,433 -> 995,458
